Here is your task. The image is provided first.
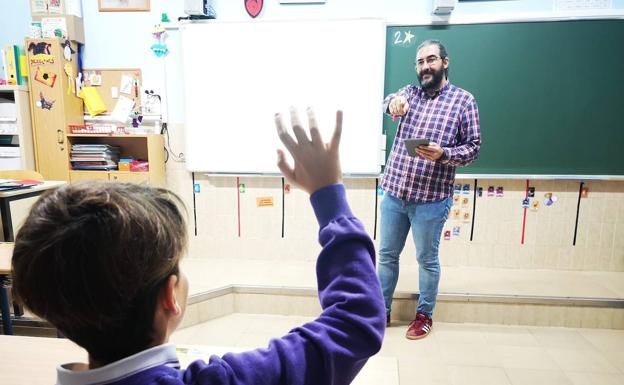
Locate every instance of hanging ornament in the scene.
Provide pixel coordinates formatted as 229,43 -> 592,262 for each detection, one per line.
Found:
64,63 -> 75,95
61,39 -> 75,61
150,24 -> 169,57
245,0 -> 263,18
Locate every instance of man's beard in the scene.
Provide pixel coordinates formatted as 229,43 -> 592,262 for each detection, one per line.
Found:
417,67 -> 445,90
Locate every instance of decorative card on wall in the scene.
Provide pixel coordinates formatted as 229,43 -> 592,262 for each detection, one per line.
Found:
245,0 -> 263,18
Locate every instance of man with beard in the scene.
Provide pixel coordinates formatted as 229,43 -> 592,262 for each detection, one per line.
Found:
378,39 -> 481,340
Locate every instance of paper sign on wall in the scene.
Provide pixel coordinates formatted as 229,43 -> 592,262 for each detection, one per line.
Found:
120,74 -> 134,95
111,95 -> 134,123
256,197 -> 274,207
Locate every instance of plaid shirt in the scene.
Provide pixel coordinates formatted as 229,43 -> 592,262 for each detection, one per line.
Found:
381,82 -> 481,203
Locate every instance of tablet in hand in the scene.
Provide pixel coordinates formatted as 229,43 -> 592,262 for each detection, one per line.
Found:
403,138 -> 430,157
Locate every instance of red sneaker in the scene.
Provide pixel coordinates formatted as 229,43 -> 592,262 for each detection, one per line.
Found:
405,312 -> 432,340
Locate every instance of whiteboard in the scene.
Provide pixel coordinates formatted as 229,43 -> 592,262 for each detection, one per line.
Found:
180,19 -> 386,175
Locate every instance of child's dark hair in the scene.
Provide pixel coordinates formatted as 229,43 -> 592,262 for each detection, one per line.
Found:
11,182 -> 187,364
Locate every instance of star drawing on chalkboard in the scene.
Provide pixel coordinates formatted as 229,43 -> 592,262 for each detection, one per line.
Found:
403,30 -> 414,44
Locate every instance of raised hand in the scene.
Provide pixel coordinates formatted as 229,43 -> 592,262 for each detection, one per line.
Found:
275,107 -> 342,194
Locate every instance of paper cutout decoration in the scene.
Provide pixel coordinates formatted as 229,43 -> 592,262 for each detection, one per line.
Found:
30,22 -> 43,38
76,72 -> 83,95
521,198 -> 530,208
64,63 -> 74,94
462,184 -> 471,195
61,39 -> 75,61
28,41 -> 51,55
36,92 -> 55,110
443,230 -> 451,240
581,186 -> 589,198
528,187 -> 535,198
487,186 -> 495,197
87,71 -> 102,86
111,95 -> 135,123
531,200 -> 540,211
79,86 -> 107,117
496,186 -> 504,197
151,24 -> 169,57
239,183 -> 246,193
452,226 -> 460,236
245,0 -> 264,18
477,187 -> 483,197
34,66 -> 57,87
131,111 -> 143,128
543,192 -> 558,206
120,74 -> 134,95
462,211 -> 471,223
461,197 -> 470,207
452,207 -> 461,220
143,89 -> 162,115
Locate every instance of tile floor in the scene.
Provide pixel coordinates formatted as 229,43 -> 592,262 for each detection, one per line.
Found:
171,313 -> 624,385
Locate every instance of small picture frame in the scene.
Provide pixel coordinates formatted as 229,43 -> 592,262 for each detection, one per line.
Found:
98,0 -> 150,12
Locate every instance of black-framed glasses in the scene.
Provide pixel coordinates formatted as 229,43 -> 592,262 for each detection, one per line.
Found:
415,55 -> 442,68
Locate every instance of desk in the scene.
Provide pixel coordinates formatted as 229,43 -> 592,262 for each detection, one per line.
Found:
0,181 -> 65,335
0,335 -> 87,385
0,337 -> 397,385
0,181 -> 66,242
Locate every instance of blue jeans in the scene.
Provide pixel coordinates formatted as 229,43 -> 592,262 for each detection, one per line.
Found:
377,194 -> 452,318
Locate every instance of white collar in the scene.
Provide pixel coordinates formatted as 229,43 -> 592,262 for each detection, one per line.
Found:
56,343 -> 180,385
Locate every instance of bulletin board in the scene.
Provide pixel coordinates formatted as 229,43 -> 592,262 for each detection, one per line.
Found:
81,68 -> 142,115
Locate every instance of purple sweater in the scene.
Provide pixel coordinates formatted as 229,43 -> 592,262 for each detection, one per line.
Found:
57,184 -> 386,385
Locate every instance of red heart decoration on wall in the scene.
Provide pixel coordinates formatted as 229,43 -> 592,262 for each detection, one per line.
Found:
245,0 -> 263,18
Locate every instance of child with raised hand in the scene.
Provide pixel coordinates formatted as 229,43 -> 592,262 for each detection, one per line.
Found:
11,107 -> 386,385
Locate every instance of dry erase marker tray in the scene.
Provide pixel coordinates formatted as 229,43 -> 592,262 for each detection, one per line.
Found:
69,124 -> 128,135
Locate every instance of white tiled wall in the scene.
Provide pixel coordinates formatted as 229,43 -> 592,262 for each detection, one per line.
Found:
165,123 -> 624,272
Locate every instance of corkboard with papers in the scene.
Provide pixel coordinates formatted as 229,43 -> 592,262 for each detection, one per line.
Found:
81,68 -> 141,115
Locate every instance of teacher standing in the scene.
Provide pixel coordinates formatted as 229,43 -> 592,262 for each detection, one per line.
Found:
378,39 -> 481,340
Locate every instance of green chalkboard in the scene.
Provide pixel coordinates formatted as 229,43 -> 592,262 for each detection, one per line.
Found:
384,20 -> 624,176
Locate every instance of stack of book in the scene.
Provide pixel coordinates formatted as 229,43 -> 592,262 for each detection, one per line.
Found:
0,179 -> 42,192
70,144 -> 120,171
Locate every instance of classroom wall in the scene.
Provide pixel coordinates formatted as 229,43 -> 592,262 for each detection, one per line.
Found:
159,0 -> 624,272
178,173 -> 624,272
2,1 -> 33,46
1,1 -> 623,272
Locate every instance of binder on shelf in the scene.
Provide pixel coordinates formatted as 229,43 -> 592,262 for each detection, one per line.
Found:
4,45 -> 18,85
1,48 -> 7,83
13,46 -> 22,85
